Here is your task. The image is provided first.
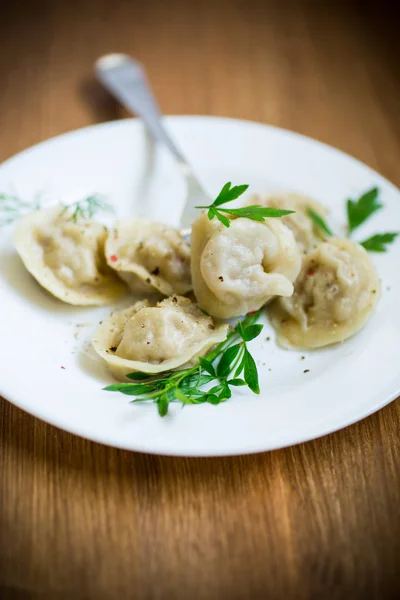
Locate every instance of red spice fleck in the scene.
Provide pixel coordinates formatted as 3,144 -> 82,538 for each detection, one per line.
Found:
247,311 -> 257,315
307,269 -> 315,276
61,366 -> 65,370
110,254 -> 118,263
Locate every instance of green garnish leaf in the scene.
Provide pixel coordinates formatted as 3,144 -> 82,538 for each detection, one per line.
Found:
104,312 -> 264,416
237,321 -> 245,339
207,206 -> 217,220
213,182 -> 249,206
241,311 -> 262,328
214,211 -> 231,228
345,187 -> 397,253
241,324 -> 264,342
243,349 -> 260,394
360,232 -> 399,252
174,389 -> 192,404
217,344 -> 241,377
104,383 -> 154,396
196,182 -> 294,228
219,384 -> 232,400
104,383 -> 138,391
346,187 -> 382,234
306,207 -> 333,236
227,379 -> 247,386
158,394 -> 170,416
126,372 -> 152,380
207,394 -> 220,405
234,358 -> 246,379
221,206 -> 294,220
199,357 -> 216,377
208,384 -> 224,395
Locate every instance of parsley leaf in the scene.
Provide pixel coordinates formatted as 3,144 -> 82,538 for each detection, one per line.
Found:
213,183 -> 249,206
360,233 -> 399,253
306,207 -> 333,236
346,187 -> 382,234
344,187 -> 397,253
196,182 -> 295,227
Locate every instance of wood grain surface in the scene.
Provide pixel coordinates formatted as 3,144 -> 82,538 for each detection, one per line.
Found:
1,1 -> 400,598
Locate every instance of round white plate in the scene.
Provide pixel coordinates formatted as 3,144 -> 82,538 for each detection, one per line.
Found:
0,116 -> 399,456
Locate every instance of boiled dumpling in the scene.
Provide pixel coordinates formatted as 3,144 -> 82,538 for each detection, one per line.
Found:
268,238 -> 381,349
105,218 -> 192,297
92,296 -> 229,381
190,212 -> 302,319
249,192 -> 329,253
14,206 -> 127,305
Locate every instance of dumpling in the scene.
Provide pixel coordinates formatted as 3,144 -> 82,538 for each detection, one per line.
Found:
14,206 -> 127,305
268,238 -> 381,349
105,218 -> 192,297
190,212 -> 302,319
92,296 -> 229,381
249,192 -> 329,253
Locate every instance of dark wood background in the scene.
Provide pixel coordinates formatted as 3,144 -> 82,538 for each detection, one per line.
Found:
1,1 -> 400,598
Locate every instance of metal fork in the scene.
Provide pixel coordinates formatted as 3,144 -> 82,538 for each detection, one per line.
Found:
95,53 -> 211,235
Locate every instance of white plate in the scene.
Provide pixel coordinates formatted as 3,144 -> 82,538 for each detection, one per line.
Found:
0,116 -> 399,456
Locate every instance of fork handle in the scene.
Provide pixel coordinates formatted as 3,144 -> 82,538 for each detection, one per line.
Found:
96,54 -> 188,168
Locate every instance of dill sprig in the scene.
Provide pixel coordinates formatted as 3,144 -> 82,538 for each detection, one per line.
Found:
104,311 -> 263,417
63,194 -> 114,222
0,191 -> 114,227
0,193 -> 41,227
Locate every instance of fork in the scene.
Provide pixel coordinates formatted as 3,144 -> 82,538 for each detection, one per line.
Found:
95,53 -> 211,235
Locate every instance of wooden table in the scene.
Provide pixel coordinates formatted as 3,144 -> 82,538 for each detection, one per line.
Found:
1,1 -> 399,598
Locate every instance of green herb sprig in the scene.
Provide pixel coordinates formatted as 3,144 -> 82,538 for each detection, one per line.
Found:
306,206 -> 333,236
305,187 -> 398,253
0,193 -> 41,227
360,232 -> 399,253
104,311 -> 263,416
345,188 -> 398,252
0,191 -> 114,227
346,187 -> 382,234
63,194 -> 114,222
196,182 -> 294,228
